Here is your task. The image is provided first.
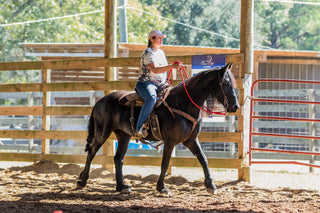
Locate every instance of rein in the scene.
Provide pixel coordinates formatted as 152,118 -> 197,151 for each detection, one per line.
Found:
167,61 -> 226,116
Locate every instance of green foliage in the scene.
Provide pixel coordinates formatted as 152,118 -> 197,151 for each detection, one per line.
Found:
254,1 -> 320,50
0,0 -> 105,62
0,0 -> 105,83
139,0 -> 241,48
125,0 -> 168,44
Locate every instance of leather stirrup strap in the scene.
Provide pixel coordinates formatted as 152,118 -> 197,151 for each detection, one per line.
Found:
130,100 -> 136,135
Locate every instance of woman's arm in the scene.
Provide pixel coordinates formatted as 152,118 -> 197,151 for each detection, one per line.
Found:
148,62 -> 181,74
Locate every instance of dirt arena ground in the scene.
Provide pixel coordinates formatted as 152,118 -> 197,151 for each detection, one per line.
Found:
1,161 -> 320,213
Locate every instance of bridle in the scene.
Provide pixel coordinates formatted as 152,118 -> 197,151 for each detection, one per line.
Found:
218,70 -> 230,110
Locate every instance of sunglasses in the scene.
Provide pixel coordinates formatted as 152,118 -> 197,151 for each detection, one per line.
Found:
152,36 -> 164,39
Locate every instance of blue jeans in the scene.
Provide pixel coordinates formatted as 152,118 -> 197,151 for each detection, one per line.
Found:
135,81 -> 158,131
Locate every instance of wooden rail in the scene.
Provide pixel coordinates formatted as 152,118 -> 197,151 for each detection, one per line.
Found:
0,54 -> 243,71
0,153 -> 242,169
0,130 -> 241,142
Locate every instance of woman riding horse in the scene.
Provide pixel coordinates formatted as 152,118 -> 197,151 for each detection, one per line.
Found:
135,30 -> 182,138
77,60 -> 239,195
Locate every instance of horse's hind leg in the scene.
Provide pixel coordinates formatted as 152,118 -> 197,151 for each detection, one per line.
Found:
113,130 -> 131,193
183,137 -> 217,194
77,125 -> 112,189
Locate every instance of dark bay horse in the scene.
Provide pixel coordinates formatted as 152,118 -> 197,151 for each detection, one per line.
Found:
77,63 -> 239,195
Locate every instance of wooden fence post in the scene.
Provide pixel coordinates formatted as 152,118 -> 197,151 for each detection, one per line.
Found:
308,89 -> 315,173
28,92 -> 34,153
229,116 -> 236,158
238,0 -> 254,183
41,69 -> 51,155
102,0 -> 117,171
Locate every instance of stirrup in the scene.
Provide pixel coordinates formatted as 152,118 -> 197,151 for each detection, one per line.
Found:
134,125 -> 148,138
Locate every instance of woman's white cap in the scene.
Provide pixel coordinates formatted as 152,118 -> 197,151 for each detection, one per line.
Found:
148,30 -> 166,39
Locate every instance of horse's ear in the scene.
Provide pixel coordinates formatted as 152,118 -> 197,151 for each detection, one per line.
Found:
226,62 -> 233,70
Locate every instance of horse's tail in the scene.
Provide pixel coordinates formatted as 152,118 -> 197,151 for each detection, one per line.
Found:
85,107 -> 95,152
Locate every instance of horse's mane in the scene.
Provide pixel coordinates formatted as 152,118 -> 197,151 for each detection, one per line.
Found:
170,67 -> 222,95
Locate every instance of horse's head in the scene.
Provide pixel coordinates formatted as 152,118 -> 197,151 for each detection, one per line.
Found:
215,63 -> 240,113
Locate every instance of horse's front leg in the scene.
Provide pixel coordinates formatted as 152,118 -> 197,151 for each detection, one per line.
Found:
114,130 -> 131,193
157,142 -> 175,195
183,137 -> 217,194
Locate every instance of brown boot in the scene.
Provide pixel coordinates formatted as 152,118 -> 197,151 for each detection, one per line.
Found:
135,125 -> 148,138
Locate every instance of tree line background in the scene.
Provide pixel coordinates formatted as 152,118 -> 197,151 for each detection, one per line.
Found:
0,0 -> 320,82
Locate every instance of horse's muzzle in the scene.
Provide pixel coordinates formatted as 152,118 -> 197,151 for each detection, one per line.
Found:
228,104 -> 239,113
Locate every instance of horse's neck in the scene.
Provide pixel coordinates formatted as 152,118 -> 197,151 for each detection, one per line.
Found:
169,71 -> 217,118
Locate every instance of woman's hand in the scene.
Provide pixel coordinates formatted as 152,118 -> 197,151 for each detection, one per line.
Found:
148,62 -> 183,74
171,62 -> 183,70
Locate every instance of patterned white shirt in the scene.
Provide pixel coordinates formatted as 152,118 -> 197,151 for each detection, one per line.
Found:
138,47 -> 168,85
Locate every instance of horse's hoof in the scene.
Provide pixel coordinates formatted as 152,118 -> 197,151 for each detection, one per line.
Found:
117,185 -> 131,194
76,181 -> 86,189
206,187 -> 217,195
120,187 -> 131,194
158,188 -> 171,196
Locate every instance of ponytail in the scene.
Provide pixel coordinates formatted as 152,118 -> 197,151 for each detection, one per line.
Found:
147,39 -> 152,48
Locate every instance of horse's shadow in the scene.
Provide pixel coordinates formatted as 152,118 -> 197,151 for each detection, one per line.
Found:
0,199 -> 262,213
13,174 -> 214,203
16,189 -> 143,202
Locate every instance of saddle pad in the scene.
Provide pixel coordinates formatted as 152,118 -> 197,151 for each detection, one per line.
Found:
118,91 -> 144,107
118,86 -> 171,108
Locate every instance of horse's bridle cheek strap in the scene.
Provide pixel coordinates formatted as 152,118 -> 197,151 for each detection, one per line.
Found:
219,78 -> 229,109
220,83 -> 228,107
